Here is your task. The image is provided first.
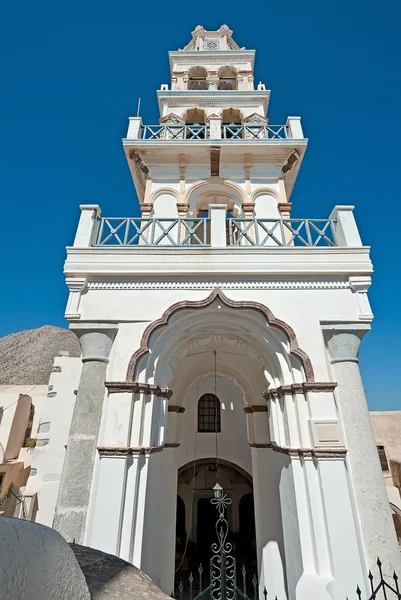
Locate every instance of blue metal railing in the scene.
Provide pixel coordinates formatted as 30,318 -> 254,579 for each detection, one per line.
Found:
95,217 -> 210,247
139,124 -> 289,141
228,218 -> 337,247
142,125 -> 209,140
222,124 -> 288,139
94,217 -> 337,247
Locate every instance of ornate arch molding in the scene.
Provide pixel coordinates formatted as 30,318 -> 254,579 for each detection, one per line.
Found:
250,187 -> 281,203
150,187 -> 180,204
183,178 -> 247,205
126,288 -> 314,382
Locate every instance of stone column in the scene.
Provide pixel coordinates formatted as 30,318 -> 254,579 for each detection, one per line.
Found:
323,324 -> 401,575
53,326 -> 116,543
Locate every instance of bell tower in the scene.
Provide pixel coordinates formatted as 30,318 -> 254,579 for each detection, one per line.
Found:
45,24 -> 401,600
123,23 -> 306,226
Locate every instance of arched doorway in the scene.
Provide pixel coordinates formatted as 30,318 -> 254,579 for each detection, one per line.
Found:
174,459 -> 257,594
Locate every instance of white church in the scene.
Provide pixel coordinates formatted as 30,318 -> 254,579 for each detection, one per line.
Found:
23,25 -> 401,600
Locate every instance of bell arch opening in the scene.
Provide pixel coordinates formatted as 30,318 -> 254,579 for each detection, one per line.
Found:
185,107 -> 206,125
218,66 -> 238,90
188,66 -> 207,90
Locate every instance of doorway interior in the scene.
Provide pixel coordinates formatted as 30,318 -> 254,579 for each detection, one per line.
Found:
174,459 -> 257,593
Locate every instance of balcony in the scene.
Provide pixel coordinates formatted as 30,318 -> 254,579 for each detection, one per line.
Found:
65,205 -> 371,319
125,116 -> 305,141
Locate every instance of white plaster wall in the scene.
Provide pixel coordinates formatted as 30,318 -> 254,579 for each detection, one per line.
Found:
254,193 -> 280,219
251,448 -> 288,599
0,391 -> 20,458
370,411 -> 401,462
25,356 -> 82,526
176,376 -> 252,474
153,193 -> 178,218
0,386 -> 48,462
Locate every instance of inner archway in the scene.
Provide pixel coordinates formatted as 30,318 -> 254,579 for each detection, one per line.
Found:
175,459 -> 257,594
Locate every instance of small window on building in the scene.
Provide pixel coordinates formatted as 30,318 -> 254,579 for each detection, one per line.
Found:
0,407 -> 3,426
205,38 -> 220,51
377,446 -> 389,472
198,394 -> 221,432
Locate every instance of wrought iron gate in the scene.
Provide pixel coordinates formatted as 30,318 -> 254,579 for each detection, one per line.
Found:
176,488 -> 258,600
175,488 -> 401,600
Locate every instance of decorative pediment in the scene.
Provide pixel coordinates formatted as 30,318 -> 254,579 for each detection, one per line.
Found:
205,113 -> 220,123
159,113 -> 185,125
242,113 -> 269,125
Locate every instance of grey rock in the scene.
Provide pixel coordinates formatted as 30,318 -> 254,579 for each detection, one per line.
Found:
0,517 -> 90,600
0,325 -> 80,385
70,544 -> 172,600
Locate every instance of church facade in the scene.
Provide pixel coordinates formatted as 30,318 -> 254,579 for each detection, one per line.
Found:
25,25 -> 401,600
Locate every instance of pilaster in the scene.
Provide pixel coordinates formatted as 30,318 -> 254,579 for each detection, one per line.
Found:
53,325 -> 117,544
323,324 -> 401,576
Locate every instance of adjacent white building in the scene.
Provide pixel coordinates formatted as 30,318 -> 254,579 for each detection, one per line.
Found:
23,24 -> 401,600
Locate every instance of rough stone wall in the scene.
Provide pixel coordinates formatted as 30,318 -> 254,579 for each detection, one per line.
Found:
0,325 -> 80,385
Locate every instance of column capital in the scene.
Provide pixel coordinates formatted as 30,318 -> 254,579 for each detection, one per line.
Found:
322,323 -> 370,364
70,325 -> 117,363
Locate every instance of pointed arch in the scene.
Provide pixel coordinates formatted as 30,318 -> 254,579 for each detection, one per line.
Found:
125,288 -> 314,382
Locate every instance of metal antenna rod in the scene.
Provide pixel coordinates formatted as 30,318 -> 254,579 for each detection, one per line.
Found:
136,98 -> 141,117
214,350 -> 219,478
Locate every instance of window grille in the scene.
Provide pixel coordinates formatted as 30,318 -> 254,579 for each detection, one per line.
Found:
198,394 -> 221,432
205,38 -> 220,51
377,445 -> 389,472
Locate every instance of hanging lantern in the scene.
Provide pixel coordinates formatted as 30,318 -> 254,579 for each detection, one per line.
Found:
213,482 -> 223,499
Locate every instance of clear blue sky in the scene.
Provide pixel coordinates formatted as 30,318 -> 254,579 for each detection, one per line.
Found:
0,1 -> 400,410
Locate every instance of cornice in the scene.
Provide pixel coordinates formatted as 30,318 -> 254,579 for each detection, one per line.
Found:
65,246 -> 373,281
66,246 -> 371,257
87,280 -> 350,291
168,405 -> 185,413
244,405 -> 268,414
169,50 -> 256,62
105,381 -> 173,399
98,443 -> 180,456
263,382 -> 337,400
249,441 -> 347,459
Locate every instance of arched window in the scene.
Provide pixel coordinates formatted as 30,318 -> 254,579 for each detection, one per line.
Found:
198,394 -> 221,432
188,66 -> 208,90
